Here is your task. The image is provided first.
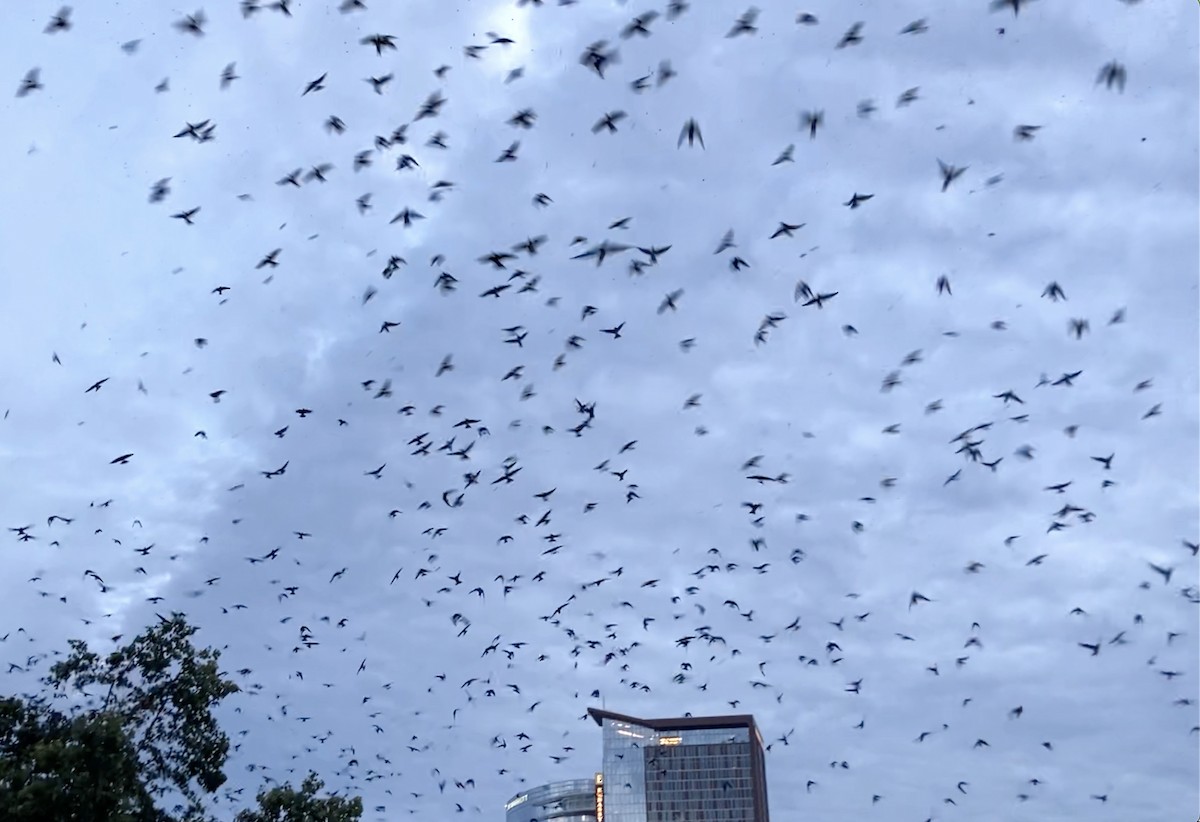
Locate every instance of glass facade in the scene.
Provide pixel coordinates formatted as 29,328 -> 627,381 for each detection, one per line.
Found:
601,717 -> 654,822
506,778 -> 598,822
594,711 -> 768,822
645,739 -> 755,822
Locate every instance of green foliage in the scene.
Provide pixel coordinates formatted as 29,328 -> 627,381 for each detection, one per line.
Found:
234,773 -> 363,822
1,614 -> 360,821
0,695 -> 161,822
0,613 -> 244,822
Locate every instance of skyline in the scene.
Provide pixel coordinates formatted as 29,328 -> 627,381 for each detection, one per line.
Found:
592,706 -> 770,822
507,707 -> 774,822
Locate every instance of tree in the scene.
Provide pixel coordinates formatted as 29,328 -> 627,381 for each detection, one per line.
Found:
1,614 -> 360,821
0,695 -> 158,821
0,613 -> 238,821
234,773 -> 362,822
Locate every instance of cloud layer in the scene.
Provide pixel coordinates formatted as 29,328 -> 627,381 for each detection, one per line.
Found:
1,1 -> 1197,820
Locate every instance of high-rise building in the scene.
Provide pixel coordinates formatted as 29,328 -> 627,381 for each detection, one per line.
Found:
505,778 -> 600,822
588,707 -> 769,822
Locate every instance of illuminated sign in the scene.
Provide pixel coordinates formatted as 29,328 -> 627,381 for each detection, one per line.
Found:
658,736 -> 682,746
504,794 -> 528,811
595,773 -> 604,822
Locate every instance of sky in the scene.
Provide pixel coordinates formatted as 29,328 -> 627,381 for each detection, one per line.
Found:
0,0 -> 1197,820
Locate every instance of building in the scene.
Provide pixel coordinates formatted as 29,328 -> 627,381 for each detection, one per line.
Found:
505,778 -> 599,822
588,707 -> 769,822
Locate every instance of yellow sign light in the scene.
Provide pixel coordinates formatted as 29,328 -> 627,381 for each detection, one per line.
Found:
595,773 -> 604,822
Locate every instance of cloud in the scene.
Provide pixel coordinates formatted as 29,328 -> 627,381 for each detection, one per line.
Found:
0,1 -> 1196,820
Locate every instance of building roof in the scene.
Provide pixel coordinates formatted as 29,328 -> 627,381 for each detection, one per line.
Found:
587,707 -> 762,737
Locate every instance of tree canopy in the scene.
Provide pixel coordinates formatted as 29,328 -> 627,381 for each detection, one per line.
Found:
0,613 -> 360,822
234,773 -> 363,822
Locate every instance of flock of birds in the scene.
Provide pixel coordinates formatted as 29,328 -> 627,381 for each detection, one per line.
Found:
4,1 -> 1197,821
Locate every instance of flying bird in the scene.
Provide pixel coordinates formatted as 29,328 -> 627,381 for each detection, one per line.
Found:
937,159 -> 967,191
1096,61 -> 1126,92
16,68 -> 42,97
592,111 -> 627,134
174,10 -> 207,35
726,8 -> 760,38
678,119 -> 704,149
302,73 -> 327,95
837,22 -> 864,48
45,7 -> 73,33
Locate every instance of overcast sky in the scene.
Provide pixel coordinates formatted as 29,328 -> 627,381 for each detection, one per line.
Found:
1,0 -> 1197,820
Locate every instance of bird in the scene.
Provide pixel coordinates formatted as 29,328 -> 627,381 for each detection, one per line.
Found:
937,159 -> 967,191
1042,281 -> 1067,301
1147,562 -> 1173,584
302,73 -> 327,95
658,290 -> 684,314
991,0 -> 1037,15
174,10 -> 207,36
800,110 -> 823,139
16,68 -> 43,97
1014,124 -> 1042,141
592,111 -> 627,134
837,22 -> 864,48
771,222 -> 805,239
361,34 -> 397,55
802,292 -> 838,309
678,119 -> 704,149
45,7 -> 73,33
1096,60 -> 1127,92
726,8 -> 760,38
621,12 -> 659,39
